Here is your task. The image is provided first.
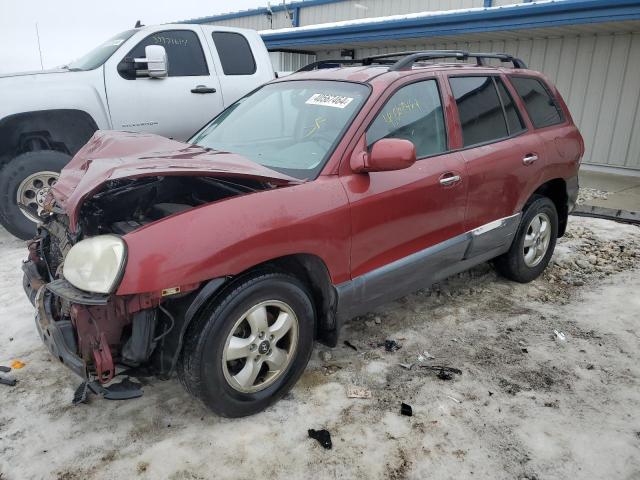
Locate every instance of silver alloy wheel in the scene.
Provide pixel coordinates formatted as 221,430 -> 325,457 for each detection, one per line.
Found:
222,300 -> 299,393
16,171 -> 59,222
523,212 -> 552,267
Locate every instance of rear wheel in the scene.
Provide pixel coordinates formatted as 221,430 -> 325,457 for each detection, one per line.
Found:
494,195 -> 558,283
0,151 -> 70,239
177,272 -> 315,417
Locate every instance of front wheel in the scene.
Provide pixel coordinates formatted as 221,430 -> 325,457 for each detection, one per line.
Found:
177,272 -> 315,417
0,151 -> 71,239
494,195 -> 558,283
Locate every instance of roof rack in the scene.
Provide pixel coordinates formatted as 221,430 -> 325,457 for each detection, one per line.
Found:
296,50 -> 527,73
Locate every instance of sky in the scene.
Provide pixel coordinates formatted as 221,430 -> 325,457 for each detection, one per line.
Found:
0,0 -> 265,74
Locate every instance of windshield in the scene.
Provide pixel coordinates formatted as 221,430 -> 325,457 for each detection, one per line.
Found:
67,29 -> 137,71
190,80 -> 370,179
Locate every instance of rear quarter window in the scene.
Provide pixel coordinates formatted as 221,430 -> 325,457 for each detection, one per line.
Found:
509,76 -> 564,129
212,32 -> 257,75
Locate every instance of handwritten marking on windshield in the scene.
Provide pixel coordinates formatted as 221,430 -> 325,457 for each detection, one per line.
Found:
303,117 -> 327,138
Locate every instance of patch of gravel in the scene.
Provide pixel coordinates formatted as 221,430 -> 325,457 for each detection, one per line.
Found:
576,187 -> 609,205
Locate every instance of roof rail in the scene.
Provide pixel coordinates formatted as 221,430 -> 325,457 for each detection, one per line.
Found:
296,50 -> 527,73
388,50 -> 527,70
295,58 -> 395,72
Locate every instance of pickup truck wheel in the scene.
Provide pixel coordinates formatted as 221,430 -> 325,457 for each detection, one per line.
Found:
0,151 -> 70,239
177,272 -> 315,417
494,195 -> 558,283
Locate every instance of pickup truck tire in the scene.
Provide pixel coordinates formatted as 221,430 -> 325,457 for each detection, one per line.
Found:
0,151 -> 70,240
177,272 -> 315,417
494,195 -> 558,283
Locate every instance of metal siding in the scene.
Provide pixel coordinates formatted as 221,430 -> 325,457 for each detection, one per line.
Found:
205,10 -> 294,30
298,0 -> 487,26
610,33 -> 640,169
351,32 -> 640,169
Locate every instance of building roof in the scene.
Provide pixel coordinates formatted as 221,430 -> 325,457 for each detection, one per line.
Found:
258,0 -> 640,49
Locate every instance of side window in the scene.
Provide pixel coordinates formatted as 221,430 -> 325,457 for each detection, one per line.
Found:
212,32 -> 257,75
122,30 -> 208,77
367,80 -> 447,158
509,77 -> 564,129
495,77 -> 525,135
449,76 -> 508,147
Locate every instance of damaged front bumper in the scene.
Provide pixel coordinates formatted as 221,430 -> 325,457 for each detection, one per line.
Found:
32,284 -> 87,380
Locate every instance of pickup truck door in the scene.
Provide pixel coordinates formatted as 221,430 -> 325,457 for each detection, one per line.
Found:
340,78 -> 468,313
103,27 -> 223,141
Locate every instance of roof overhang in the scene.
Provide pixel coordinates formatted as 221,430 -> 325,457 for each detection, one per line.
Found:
260,0 -> 640,50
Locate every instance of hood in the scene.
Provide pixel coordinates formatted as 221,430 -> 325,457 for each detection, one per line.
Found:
52,130 -> 301,230
0,67 -> 70,79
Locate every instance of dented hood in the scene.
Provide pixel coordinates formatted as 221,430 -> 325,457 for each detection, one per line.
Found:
53,130 -> 301,230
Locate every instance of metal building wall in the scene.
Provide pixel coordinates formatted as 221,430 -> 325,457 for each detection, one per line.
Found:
339,32 -> 640,170
298,0 -> 485,26
202,0 -> 516,30
204,10 -> 295,30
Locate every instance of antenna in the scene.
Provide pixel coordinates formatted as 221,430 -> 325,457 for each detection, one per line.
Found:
35,23 -> 44,70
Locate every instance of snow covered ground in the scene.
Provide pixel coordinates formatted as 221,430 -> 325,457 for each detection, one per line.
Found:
0,216 -> 639,480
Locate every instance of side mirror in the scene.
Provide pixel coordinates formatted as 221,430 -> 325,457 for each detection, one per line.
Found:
137,45 -> 168,78
350,137 -> 416,173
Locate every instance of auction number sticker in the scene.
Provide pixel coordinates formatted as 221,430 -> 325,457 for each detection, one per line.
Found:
306,93 -> 354,109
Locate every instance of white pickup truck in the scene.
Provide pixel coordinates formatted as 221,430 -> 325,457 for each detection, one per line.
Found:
0,24 -> 275,239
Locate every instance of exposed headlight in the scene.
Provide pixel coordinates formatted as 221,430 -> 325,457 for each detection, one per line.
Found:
63,235 -> 127,294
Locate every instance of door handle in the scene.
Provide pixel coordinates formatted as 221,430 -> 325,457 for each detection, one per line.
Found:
523,153 -> 539,165
191,85 -> 217,94
439,174 -> 461,186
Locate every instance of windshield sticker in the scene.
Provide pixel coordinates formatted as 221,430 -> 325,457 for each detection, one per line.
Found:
306,94 -> 354,109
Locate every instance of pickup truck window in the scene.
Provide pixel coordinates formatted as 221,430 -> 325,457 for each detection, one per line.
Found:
212,32 -> 257,75
367,80 -> 447,158
67,29 -> 137,71
449,76 -> 509,147
510,77 -> 564,129
121,30 -> 209,77
191,80 -> 369,179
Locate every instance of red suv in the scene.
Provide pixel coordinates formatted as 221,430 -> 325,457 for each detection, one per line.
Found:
23,51 -> 583,417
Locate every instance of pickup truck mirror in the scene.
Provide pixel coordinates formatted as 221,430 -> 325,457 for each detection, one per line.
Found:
118,45 -> 169,80
351,137 -> 416,173
137,45 -> 168,78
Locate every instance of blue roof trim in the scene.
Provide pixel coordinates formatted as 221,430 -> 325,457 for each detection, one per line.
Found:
178,0 -> 344,24
259,0 -> 640,48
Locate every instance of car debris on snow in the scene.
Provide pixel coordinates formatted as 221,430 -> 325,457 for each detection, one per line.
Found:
378,339 -> 402,352
419,365 -> 463,380
0,365 -> 17,387
417,350 -> 435,361
308,429 -> 332,449
554,330 -> 567,343
400,402 -> 413,416
346,385 -> 372,399
343,340 -> 358,351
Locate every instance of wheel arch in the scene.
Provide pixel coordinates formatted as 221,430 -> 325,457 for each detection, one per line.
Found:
530,178 -> 569,237
159,253 -> 339,376
0,109 -> 98,167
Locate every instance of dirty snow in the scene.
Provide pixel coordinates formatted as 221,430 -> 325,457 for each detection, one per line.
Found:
1,216 -> 639,480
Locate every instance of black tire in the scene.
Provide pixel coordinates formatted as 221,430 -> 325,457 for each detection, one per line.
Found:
177,272 -> 315,417
494,195 -> 558,283
0,151 -> 71,240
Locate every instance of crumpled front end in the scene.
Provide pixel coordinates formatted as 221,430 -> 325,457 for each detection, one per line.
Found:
22,217 -> 173,383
